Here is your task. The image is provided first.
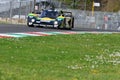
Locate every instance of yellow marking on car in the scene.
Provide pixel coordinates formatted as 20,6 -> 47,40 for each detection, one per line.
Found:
57,15 -> 65,19
41,17 -> 55,21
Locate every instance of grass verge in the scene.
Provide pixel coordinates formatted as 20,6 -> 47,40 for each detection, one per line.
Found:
0,34 -> 120,80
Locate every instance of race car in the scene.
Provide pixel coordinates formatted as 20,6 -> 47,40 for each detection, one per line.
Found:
27,9 -> 74,29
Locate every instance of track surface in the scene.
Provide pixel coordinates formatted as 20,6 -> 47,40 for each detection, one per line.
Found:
0,24 -> 119,33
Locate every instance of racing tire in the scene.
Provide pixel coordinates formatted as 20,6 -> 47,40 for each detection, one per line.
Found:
67,27 -> 72,30
65,17 -> 74,30
72,17 -> 74,28
65,18 -> 72,30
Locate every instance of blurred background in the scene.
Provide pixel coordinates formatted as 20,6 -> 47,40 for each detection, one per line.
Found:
0,0 -> 120,31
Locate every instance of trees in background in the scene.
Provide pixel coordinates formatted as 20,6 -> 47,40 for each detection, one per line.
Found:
58,0 -> 120,12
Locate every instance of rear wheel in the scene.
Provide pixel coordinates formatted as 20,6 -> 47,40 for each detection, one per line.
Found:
66,17 -> 74,30
72,17 -> 74,28
65,18 -> 72,30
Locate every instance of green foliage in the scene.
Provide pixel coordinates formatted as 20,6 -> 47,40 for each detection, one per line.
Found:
0,34 -> 120,80
58,0 -> 120,11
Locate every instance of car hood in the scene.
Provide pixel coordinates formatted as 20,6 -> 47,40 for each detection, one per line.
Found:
28,13 -> 65,21
40,17 -> 55,21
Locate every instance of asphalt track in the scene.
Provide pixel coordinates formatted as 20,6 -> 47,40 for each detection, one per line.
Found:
0,24 -> 120,33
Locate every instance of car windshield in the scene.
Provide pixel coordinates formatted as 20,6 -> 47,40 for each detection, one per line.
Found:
40,10 -> 58,19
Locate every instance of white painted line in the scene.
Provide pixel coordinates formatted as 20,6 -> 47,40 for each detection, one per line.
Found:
0,34 -> 13,37
15,33 -> 39,36
0,31 -> 119,39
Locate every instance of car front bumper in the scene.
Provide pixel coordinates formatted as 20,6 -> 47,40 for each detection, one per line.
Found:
28,20 -> 59,28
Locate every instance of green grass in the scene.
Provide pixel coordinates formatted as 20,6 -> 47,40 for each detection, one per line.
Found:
0,34 -> 120,80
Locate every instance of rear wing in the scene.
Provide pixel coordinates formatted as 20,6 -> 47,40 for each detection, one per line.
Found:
63,11 -> 73,17
59,11 -> 73,17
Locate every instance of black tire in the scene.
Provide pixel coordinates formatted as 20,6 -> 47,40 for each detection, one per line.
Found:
63,18 -> 66,29
72,17 -> 74,28
65,18 -> 72,30
66,27 -> 72,30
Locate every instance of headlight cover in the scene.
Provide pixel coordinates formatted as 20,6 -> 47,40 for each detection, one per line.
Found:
54,21 -> 58,25
31,19 -> 35,22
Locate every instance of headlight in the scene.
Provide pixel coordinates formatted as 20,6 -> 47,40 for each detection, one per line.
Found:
54,21 -> 58,25
31,19 -> 35,22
